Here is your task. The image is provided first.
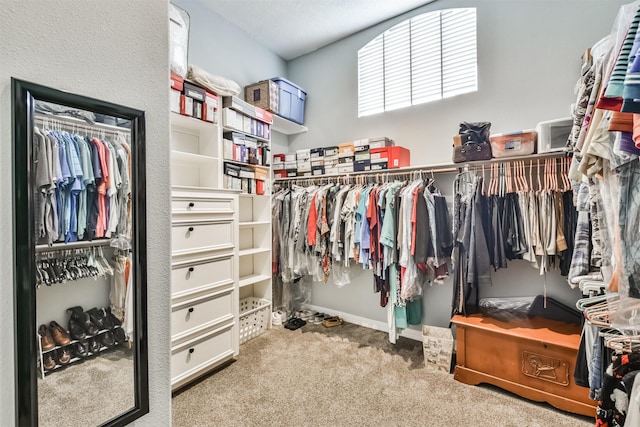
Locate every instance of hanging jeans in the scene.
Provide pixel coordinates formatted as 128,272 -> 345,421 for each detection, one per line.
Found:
618,159 -> 640,297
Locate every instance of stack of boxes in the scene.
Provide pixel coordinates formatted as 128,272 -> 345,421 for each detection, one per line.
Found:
324,146 -> 339,175
338,142 -> 355,174
296,149 -> 311,177
222,96 -> 272,140
170,73 -> 219,123
311,148 -> 324,176
272,137 -> 411,178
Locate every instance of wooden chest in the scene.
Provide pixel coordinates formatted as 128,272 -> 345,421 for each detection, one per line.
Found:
451,314 -> 597,417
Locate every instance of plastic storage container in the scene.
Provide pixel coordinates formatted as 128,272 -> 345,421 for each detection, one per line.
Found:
489,130 -> 537,158
536,117 -> 572,153
272,77 -> 306,125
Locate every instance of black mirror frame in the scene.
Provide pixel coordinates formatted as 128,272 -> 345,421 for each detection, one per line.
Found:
11,78 -> 149,427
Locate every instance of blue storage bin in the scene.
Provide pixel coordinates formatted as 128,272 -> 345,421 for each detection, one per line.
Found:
272,77 -> 306,125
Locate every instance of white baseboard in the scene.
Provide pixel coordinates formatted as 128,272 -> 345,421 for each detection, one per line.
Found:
305,304 -> 423,342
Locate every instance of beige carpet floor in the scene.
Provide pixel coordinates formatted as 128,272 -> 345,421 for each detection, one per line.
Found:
38,347 -> 134,427
172,322 -> 594,427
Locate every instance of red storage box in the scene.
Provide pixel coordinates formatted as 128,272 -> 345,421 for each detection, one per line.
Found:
170,73 -> 184,91
256,180 -> 265,195
370,146 -> 410,169
273,169 -> 286,179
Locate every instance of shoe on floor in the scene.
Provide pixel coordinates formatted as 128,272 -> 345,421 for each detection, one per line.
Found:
38,324 -> 55,351
322,316 -> 344,328
284,317 -> 306,331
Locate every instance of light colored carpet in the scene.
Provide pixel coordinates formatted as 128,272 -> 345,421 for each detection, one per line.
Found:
38,347 -> 134,427
172,322 -> 593,427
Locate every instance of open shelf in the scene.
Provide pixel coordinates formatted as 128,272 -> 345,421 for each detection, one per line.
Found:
238,247 -> 271,257
239,221 -> 270,228
171,112 -> 218,132
239,273 -> 271,288
171,151 -> 218,165
272,114 -> 307,135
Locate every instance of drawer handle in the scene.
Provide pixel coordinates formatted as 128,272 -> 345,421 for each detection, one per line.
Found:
188,267 -> 195,272
188,202 -> 195,208
189,348 -> 195,354
188,227 -> 194,233
188,307 -> 194,313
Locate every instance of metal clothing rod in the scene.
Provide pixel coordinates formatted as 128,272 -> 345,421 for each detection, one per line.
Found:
273,151 -> 568,183
36,239 -> 113,253
34,113 -> 131,135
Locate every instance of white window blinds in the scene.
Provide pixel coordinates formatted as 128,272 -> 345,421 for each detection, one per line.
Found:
358,8 -> 477,117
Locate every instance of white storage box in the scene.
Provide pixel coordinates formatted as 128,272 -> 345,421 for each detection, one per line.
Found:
490,130 -> 536,158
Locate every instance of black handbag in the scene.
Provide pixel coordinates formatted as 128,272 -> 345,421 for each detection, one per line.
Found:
452,121 -> 493,163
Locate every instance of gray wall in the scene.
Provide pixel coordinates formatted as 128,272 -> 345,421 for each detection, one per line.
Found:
286,0 -> 627,327
0,1 -> 171,425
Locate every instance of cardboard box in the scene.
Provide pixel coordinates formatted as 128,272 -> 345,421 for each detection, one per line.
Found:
170,73 -> 184,92
192,100 -> 203,120
310,147 -> 324,158
254,166 -> 269,181
239,165 -> 255,179
370,146 -> 410,169
370,161 -> 388,171
183,81 -> 206,102
224,162 -> 240,177
339,142 -> 355,156
256,179 -> 266,195
312,166 -> 325,176
296,149 -> 311,161
286,169 -> 297,177
222,107 -> 243,130
311,159 -> 324,167
273,169 -> 286,179
222,96 -> 257,118
170,89 -> 181,114
180,95 -> 193,117
297,171 -> 312,177
338,156 -> 354,164
284,161 -> 297,170
324,146 -> 339,157
355,151 -> 370,162
297,160 -> 311,172
284,154 -> 296,162
245,80 -> 280,114
354,160 -> 371,172
422,325 -> 454,372
355,145 -> 370,152
203,92 -> 218,123
337,164 -> 354,174
325,165 -> 340,175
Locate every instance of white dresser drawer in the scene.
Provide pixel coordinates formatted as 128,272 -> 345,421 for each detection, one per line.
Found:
171,255 -> 233,298
171,324 -> 235,383
171,196 -> 234,216
171,289 -> 234,341
172,220 -> 233,255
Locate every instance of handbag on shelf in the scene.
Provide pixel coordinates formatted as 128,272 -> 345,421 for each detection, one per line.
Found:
452,121 -> 493,163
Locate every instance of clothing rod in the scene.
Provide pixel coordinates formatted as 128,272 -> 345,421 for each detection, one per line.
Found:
36,239 -> 113,253
273,151 -> 569,182
34,113 -> 131,134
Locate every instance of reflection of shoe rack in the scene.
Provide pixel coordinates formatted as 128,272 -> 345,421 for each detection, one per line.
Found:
36,325 -> 128,379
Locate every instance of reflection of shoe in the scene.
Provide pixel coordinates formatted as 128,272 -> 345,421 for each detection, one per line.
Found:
79,313 -> 99,336
49,321 -> 71,346
39,324 -> 55,351
322,316 -> 344,328
57,348 -> 71,365
88,338 -> 101,354
113,327 -> 126,345
101,331 -> 115,348
42,353 -> 56,370
68,317 -> 86,340
87,308 -> 106,329
105,307 -> 122,328
73,341 -> 89,358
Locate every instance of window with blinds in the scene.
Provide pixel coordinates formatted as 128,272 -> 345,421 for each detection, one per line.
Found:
358,8 -> 477,117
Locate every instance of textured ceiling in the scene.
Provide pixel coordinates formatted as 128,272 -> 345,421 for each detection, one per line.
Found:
199,0 -> 436,60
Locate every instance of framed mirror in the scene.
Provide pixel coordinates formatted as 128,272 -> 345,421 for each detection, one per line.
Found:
12,78 -> 149,427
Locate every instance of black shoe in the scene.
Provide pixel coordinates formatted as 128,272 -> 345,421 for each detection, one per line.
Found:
87,308 -> 106,329
68,316 -> 86,340
73,341 -> 89,358
113,327 -> 126,345
88,337 -> 101,354
101,331 -> 115,348
106,307 -> 122,328
42,353 -> 56,370
79,312 -> 100,336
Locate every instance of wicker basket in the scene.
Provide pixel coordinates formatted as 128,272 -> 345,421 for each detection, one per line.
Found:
239,297 -> 271,344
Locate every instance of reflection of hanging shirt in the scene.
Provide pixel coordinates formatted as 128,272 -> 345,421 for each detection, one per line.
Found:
93,138 -> 110,238
64,132 -> 83,242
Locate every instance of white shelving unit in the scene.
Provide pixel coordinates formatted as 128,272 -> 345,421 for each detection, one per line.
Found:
170,107 -> 240,391
272,114 -> 307,135
237,193 -> 272,339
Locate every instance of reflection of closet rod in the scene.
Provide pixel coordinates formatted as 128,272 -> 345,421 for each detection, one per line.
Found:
36,239 -> 113,253
273,151 -> 568,183
34,113 -> 130,136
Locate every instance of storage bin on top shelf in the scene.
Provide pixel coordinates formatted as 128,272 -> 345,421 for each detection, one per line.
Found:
489,130 -> 537,158
244,78 -> 307,125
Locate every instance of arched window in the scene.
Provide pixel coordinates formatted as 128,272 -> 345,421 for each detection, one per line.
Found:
358,8 -> 477,117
